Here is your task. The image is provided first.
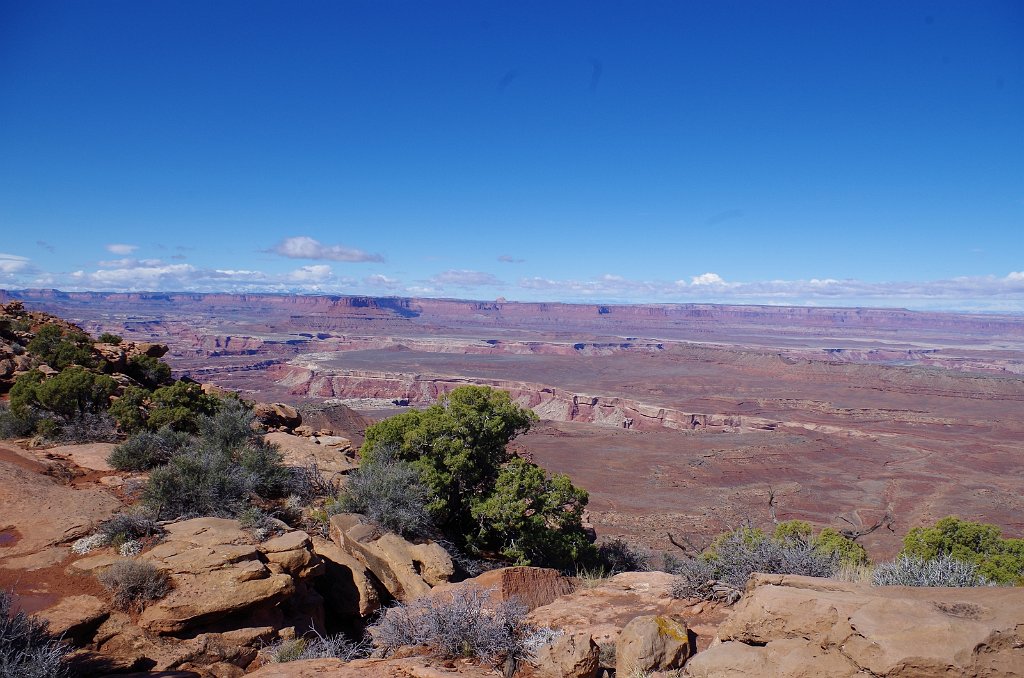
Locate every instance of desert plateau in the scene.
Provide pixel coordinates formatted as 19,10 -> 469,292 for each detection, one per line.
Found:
7,290 -> 1022,560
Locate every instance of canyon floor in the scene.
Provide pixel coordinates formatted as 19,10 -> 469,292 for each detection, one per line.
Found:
8,290 -> 1024,559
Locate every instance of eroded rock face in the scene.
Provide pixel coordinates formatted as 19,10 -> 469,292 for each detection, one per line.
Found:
134,518 -> 316,634
430,566 -> 575,612
311,537 -> 382,618
687,574 -> 1024,678
329,513 -> 453,602
254,402 -> 302,430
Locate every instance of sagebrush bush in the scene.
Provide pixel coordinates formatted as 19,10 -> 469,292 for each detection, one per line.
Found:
143,445 -> 256,518
0,404 -> 38,439
339,448 -> 433,538
98,561 -> 172,612
97,512 -> 161,547
901,516 -> 1024,585
269,630 -> 369,663
139,400 -> 291,519
0,589 -> 69,678
672,530 -> 839,601
872,554 -> 994,587
371,587 -> 533,668
108,427 -> 192,471
597,538 -> 651,574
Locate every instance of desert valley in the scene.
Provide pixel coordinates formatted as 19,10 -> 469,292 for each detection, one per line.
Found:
7,289 -> 1021,560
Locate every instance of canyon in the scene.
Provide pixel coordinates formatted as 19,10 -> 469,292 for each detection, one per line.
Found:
4,289 -> 1023,560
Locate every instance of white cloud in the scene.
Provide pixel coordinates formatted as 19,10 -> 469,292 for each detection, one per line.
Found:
1006,271 -> 1024,282
690,272 -> 726,286
364,274 -> 402,289
286,265 -> 333,283
429,270 -> 502,287
0,253 -> 30,275
271,236 -> 383,263
105,243 -> 138,255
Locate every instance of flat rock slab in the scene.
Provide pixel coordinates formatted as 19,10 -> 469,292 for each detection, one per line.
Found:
0,454 -> 120,564
688,573 -> 1024,677
44,442 -> 118,472
264,432 -> 356,476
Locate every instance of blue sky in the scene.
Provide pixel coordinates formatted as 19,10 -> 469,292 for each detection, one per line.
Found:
1,1 -> 1022,310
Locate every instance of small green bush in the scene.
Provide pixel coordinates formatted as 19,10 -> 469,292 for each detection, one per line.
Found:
127,355 -> 171,389
97,512 -> 161,547
146,381 -> 220,433
901,517 -> 1024,585
26,324 -> 95,370
97,333 -> 122,345
10,368 -> 117,419
0,589 -> 69,678
143,445 -> 255,518
98,560 -> 172,612
138,399 -> 290,519
338,447 -> 433,538
108,386 -> 150,433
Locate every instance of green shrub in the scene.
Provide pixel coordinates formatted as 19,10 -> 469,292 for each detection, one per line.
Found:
361,386 -> 537,534
0,589 -> 70,678
471,457 -> 594,568
97,512 -> 162,547
26,324 -> 95,370
127,355 -> 171,389
143,445 -> 255,518
108,386 -> 150,433
97,560 -> 171,612
360,386 -> 595,570
813,527 -> 869,566
338,447 -> 433,537
98,333 -> 122,345
147,381 -> 220,433
10,368 -> 117,419
901,517 -> 1024,585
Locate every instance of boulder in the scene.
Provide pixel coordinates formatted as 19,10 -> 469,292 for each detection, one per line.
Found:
614,614 -> 693,675
431,567 -> 575,612
253,403 -> 302,430
329,513 -> 453,602
687,573 -> 1024,677
259,530 -> 324,578
134,517 -> 308,634
37,595 -> 109,645
532,630 -> 600,678
312,537 -> 382,618
264,432 -> 356,476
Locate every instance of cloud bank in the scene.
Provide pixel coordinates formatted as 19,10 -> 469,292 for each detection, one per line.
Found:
271,236 -> 384,263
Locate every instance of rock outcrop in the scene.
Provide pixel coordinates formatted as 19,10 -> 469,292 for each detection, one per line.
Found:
686,573 -> 1024,677
329,513 -> 454,602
